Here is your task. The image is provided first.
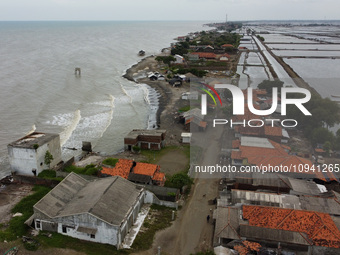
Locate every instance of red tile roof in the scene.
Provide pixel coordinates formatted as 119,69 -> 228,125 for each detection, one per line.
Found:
221,44 -> 234,48
101,159 -> 133,179
133,162 -> 159,177
191,52 -> 217,59
153,172 -> 165,182
243,205 -> 340,248
232,140 -> 240,149
264,126 -> 282,137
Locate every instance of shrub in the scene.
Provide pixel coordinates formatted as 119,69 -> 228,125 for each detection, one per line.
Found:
102,158 -> 119,167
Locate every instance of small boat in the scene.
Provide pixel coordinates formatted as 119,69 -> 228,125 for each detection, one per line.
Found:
331,95 -> 340,98
138,50 -> 145,56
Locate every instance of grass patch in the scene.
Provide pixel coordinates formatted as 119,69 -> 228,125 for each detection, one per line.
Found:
0,186 -> 51,241
102,158 -> 119,167
37,170 -> 63,181
141,145 -> 190,164
131,205 -> 175,251
179,105 -> 191,112
36,205 -> 175,254
64,164 -> 100,176
37,232 -> 128,255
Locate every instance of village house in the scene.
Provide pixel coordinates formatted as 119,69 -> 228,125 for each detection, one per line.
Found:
234,125 -> 290,143
101,159 -> 166,186
180,108 -> 207,132
124,129 -> 166,151
7,132 -> 62,176
174,54 -> 184,64
28,172 -> 145,249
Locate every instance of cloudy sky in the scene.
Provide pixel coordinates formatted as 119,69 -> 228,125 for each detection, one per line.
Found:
0,0 -> 339,21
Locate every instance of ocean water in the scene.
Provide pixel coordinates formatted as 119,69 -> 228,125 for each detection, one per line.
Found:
0,21 -> 208,179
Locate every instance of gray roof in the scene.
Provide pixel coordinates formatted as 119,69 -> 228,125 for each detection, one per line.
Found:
34,172 -> 144,226
214,207 -> 240,240
231,189 -> 301,209
8,132 -> 59,149
299,195 -> 340,216
281,176 -> 322,196
124,129 -> 166,140
144,185 -> 179,197
240,225 -> 311,246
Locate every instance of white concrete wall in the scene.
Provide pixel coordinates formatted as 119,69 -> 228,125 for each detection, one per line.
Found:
8,135 -> 61,176
55,213 -> 119,247
8,147 -> 38,175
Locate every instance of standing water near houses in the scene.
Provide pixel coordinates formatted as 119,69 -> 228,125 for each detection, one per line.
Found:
0,21 -> 208,179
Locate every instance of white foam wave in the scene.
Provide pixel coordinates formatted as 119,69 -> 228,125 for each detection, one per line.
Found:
60,110 -> 81,146
100,94 -> 115,138
25,124 -> 36,136
120,83 -> 133,103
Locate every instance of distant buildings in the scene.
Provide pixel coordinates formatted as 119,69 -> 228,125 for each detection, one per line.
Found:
7,132 -> 61,176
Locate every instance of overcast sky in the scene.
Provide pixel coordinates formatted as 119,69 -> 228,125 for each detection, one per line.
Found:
0,0 -> 339,21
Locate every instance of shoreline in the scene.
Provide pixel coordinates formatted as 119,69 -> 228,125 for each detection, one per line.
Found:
123,56 -> 172,129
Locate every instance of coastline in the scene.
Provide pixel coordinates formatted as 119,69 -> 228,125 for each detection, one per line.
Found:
123,56 -> 171,129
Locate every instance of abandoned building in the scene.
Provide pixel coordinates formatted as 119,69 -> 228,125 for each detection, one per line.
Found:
28,172 -> 145,249
124,129 -> 166,151
7,132 -> 62,176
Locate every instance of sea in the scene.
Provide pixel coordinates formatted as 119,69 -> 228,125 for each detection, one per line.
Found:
0,21 -> 209,179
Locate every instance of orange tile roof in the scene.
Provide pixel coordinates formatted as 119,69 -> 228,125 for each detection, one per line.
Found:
315,148 -> 325,153
133,162 -> 159,177
153,172 -> 165,182
221,44 -> 234,48
264,126 -> 282,137
231,150 -> 243,160
243,205 -> 340,248
191,52 -> 217,59
101,159 -> 133,179
232,140 -> 240,149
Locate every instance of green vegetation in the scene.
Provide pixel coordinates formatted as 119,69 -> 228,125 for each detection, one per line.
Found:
33,144 -> 39,150
38,232 -> 128,255
155,55 -> 176,65
37,170 -> 63,181
286,91 -> 340,149
64,164 -> 101,176
36,204 -> 175,254
257,35 -> 265,41
165,171 -> 193,190
131,204 -> 175,251
132,146 -> 141,153
102,158 -> 119,167
44,150 -> 54,169
179,105 -> 191,112
258,79 -> 284,94
0,186 -> 51,241
141,145 -> 190,164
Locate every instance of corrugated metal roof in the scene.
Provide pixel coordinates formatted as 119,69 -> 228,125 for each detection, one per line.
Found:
241,136 -> 274,148
34,172 -> 144,226
214,207 -> 241,240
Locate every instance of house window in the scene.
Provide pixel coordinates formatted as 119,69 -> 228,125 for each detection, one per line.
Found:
36,220 -> 41,229
90,234 -> 95,239
62,225 -> 67,233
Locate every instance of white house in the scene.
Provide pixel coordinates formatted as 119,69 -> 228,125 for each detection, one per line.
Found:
181,133 -> 192,144
7,132 -> 62,176
29,173 -> 145,249
174,54 -> 184,64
